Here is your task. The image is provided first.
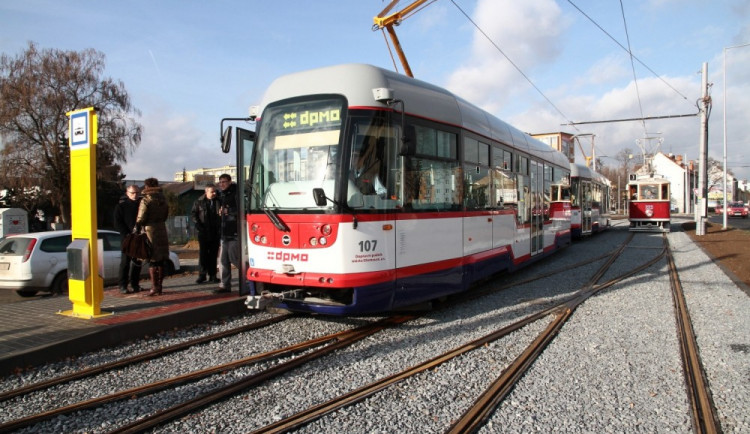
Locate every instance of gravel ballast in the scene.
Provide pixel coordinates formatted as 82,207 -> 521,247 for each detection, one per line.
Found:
1,221 -> 747,433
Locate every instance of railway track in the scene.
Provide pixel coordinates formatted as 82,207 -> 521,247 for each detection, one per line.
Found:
247,232 -> 720,434
665,237 -> 720,434
0,228 -> 723,433
249,232 -> 643,433
0,315 -> 414,433
0,314 -> 294,403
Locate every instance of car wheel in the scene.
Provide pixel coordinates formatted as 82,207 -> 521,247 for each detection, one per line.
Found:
16,289 -> 39,297
51,271 -> 69,295
165,260 -> 176,276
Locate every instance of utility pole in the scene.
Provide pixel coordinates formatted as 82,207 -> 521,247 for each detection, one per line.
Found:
696,62 -> 710,236
617,174 -> 621,214
684,154 -> 689,214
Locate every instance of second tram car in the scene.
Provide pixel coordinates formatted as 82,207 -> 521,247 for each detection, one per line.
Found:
627,176 -> 671,232
230,64 -> 573,315
569,163 -> 612,238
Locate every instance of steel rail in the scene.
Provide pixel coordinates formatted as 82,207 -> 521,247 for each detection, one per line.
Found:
447,233 -> 636,433
250,234 -> 644,433
665,235 -> 720,434
250,308 -> 557,434
107,315 -> 416,434
0,313 -> 293,402
0,319 -> 358,432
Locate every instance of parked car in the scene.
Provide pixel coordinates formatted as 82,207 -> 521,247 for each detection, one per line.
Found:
716,201 -> 749,218
0,230 -> 180,297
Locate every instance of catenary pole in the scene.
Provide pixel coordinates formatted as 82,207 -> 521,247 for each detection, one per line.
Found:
697,62 -> 709,236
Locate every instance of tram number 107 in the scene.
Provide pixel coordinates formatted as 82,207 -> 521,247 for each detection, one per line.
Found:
358,240 -> 378,252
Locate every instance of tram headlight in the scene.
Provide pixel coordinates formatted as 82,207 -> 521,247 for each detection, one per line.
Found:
319,237 -> 328,246
309,237 -> 318,246
321,224 -> 332,236
251,223 -> 259,233
254,235 -> 261,243
260,235 -> 268,244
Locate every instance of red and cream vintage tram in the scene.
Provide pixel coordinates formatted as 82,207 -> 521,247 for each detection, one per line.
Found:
222,64 -> 573,315
627,176 -> 671,232
569,163 -> 611,238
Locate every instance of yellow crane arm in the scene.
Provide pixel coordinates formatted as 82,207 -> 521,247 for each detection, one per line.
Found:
373,0 -> 433,78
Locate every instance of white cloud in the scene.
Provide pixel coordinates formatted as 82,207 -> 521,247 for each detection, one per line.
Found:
433,0 -> 750,182
121,104 -> 233,182
445,0 -> 567,112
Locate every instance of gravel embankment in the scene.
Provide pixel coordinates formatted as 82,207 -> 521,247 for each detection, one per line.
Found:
1,222 -> 747,433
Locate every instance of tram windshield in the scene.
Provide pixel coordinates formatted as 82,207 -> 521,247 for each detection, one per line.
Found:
249,97 -> 346,211
249,97 -> 404,212
550,184 -> 570,201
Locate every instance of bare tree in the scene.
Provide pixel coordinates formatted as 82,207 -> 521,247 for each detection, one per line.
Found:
0,42 -> 141,225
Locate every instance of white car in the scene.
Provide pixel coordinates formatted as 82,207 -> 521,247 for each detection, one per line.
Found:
0,230 -> 180,297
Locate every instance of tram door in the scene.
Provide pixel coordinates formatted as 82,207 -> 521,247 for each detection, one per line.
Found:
530,161 -> 544,255
582,180 -> 592,234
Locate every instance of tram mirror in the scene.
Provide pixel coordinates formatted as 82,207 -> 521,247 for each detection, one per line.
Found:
221,126 -> 232,153
313,188 -> 328,206
399,125 -> 416,156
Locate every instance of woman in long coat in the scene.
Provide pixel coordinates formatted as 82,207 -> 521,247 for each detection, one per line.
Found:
136,177 -> 170,296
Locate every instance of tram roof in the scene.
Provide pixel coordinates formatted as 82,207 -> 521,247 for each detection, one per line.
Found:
570,163 -> 611,185
628,177 -> 670,185
259,63 -> 569,168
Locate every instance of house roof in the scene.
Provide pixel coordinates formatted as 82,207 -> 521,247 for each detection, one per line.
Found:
161,182 -> 194,196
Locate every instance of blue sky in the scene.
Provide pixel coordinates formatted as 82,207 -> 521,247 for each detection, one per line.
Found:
2,0 -> 749,183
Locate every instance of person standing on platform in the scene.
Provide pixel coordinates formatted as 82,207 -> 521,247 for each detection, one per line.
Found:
191,184 -> 220,284
136,177 -> 170,296
114,185 -> 142,294
214,173 -> 241,294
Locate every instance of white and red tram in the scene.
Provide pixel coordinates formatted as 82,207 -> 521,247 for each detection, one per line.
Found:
569,163 -> 611,238
227,64 -> 572,315
627,176 -> 671,232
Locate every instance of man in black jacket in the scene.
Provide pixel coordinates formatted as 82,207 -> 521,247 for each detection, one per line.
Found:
191,184 -> 220,284
114,185 -> 142,293
214,173 -> 241,293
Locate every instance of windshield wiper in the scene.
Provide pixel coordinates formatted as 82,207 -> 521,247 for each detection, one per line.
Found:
254,189 -> 290,232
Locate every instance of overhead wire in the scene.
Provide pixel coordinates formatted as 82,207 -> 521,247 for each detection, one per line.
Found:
566,0 -> 691,105
619,0 -> 648,137
449,0 -> 580,133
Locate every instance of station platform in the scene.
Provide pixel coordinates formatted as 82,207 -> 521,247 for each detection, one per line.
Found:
0,258 -> 249,375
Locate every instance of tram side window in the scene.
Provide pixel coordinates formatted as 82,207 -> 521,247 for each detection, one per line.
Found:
464,138 -> 491,210
543,165 -> 551,219
491,146 -> 513,172
493,168 -> 517,210
661,183 -> 669,200
570,177 -> 580,207
517,175 -> 530,225
403,125 -> 460,211
592,184 -> 601,209
348,118 -> 401,210
550,185 -> 560,202
562,186 -> 571,200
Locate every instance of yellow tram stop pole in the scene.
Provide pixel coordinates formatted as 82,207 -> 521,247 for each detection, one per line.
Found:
58,107 -> 112,319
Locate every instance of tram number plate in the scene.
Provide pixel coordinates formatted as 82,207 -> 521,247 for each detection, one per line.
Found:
0,263 -> 9,270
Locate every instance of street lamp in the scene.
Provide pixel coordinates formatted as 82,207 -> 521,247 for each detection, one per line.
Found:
723,42 -> 750,229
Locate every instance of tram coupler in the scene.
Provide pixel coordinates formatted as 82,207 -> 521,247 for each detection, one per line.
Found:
245,289 -> 305,310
